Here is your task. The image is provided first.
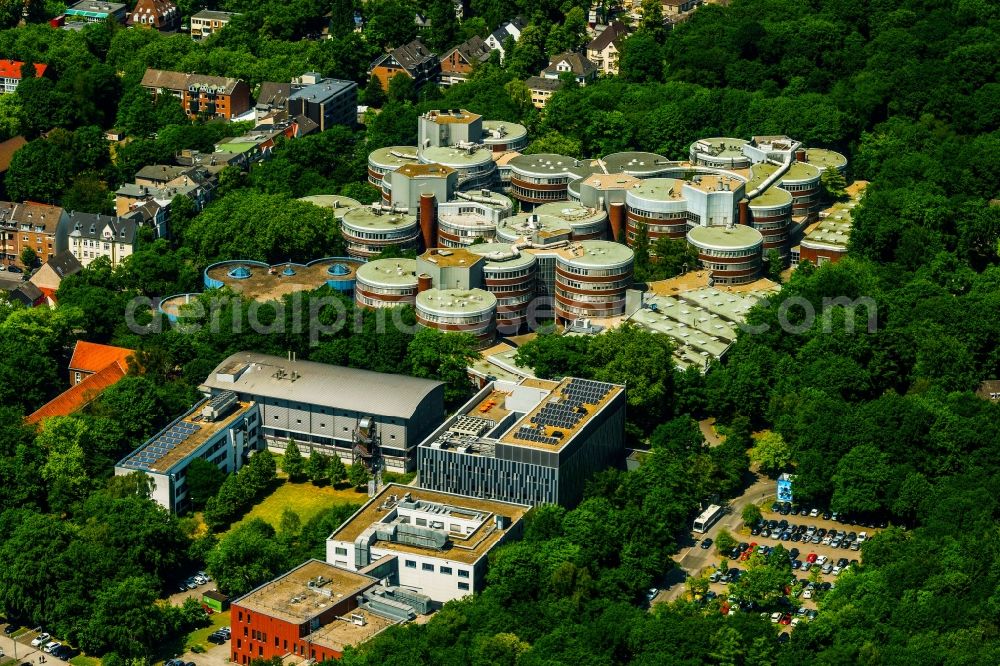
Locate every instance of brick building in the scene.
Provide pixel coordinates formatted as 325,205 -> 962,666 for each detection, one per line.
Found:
141,68 -> 251,120
230,560 -> 399,664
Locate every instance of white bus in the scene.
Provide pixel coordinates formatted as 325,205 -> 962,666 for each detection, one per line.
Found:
693,504 -> 725,533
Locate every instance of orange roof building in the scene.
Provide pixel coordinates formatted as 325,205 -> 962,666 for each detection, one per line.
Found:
69,340 -> 134,386
26,360 -> 128,425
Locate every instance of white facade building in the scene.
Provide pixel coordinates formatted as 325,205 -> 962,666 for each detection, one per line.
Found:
326,484 -> 528,604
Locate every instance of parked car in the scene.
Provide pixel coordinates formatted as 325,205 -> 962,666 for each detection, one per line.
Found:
791,560 -> 801,570
750,527 -> 761,536
3,625 -> 16,635
822,511 -> 832,520
807,609 -> 819,620
857,531 -> 868,543
789,548 -> 800,559
815,555 -> 828,566
770,612 -> 782,623
779,614 -> 792,625
809,508 -> 819,517
701,538 -> 713,550
207,633 -> 226,644
6,266 -> 21,273
709,572 -> 720,583
831,512 -> 839,522
821,563 -> 833,574
802,589 -> 813,599
646,588 -> 659,601
43,641 -> 61,654
31,633 -> 50,647
801,562 -> 811,572
771,502 -> 781,512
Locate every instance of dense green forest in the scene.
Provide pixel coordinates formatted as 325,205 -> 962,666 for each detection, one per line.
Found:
0,0 -> 996,662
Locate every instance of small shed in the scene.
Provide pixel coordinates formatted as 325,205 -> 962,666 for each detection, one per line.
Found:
202,589 -> 229,612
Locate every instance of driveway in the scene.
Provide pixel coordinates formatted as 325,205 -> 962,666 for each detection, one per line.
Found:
176,641 -> 231,666
0,626 -> 45,663
656,475 -> 774,604
167,581 -> 214,607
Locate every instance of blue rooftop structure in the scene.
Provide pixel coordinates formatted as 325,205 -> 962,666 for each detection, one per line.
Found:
328,263 -> 350,276
228,265 -> 252,279
282,265 -> 296,276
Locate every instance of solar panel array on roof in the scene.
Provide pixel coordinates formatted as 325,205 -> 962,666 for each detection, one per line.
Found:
530,402 -> 583,430
121,421 -> 203,471
559,378 -> 613,411
514,425 -> 560,446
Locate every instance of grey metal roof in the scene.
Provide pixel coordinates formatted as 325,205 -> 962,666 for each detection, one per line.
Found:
201,352 -> 444,420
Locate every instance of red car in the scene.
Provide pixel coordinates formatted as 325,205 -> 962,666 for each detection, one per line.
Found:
779,614 -> 792,625
806,553 -> 818,563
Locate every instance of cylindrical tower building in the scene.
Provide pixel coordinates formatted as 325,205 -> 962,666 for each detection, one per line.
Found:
367,146 -> 419,188
341,206 -> 420,259
686,225 -> 764,285
534,201 -> 608,240
416,288 -> 498,349
748,186 -> 793,261
355,258 -> 419,309
467,243 -> 538,333
624,178 -> 691,249
553,240 -> 634,323
689,138 -> 751,169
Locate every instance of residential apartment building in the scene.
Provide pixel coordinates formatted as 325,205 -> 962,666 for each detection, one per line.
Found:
0,201 -> 69,269
126,0 -> 179,31
141,68 -> 251,120
65,212 -> 137,267
663,0 -> 702,17
28,251 -> 83,304
115,391 -> 262,513
0,60 -> 47,94
541,52 -> 599,86
439,36 -> 492,86
64,0 -> 127,23
368,39 -> 439,92
286,73 -> 358,131
190,9 -> 236,40
525,76 -> 562,108
230,560 -> 406,665
327,484 -> 529,603
484,17 -> 526,62
199,353 -> 445,472
586,21 -> 629,75
418,376 -> 626,506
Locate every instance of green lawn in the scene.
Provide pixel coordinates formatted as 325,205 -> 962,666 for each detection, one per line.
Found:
185,610 -> 230,652
227,479 -> 369,533
70,657 -> 101,666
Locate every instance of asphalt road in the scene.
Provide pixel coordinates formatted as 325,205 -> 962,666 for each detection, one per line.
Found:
655,475 -> 774,604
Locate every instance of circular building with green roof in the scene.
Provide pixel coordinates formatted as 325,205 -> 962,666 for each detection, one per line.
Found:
355,258 -> 419,309
416,288 -> 497,349
687,225 -> 763,285
554,240 -> 634,322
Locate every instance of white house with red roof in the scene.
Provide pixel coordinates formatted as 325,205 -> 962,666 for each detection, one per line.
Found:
0,60 -> 47,94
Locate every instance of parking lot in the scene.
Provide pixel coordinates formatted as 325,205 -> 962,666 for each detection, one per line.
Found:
0,625 -> 72,663
695,504 -> 882,630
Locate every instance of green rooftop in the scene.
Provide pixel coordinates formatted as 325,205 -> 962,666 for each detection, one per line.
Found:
750,185 -> 792,208
625,178 -> 684,201
747,163 -> 779,190
341,207 -> 417,231
298,195 -> 363,218
782,161 -> 821,182
419,145 -> 494,167
467,243 -> 537,270
691,137 -> 748,158
356,258 -> 419,287
534,201 -> 608,224
601,151 -> 673,175
482,120 -> 527,143
368,146 -> 419,168
688,224 -> 763,250
417,288 -> 497,314
562,240 -> 634,267
805,148 -> 847,170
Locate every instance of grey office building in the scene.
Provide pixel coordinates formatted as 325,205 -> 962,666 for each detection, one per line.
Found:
286,74 -> 358,131
418,377 -> 625,506
201,352 -> 444,471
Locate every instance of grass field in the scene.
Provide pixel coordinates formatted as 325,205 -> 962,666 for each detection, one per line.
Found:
227,479 -> 368,533
70,657 -> 101,666
185,610 -> 231,652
